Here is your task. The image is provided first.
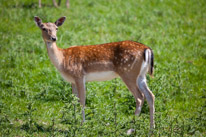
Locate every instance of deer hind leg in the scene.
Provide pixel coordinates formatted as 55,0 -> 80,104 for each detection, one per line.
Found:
120,75 -> 144,116
74,77 -> 86,122
136,88 -> 145,115
137,76 -> 155,129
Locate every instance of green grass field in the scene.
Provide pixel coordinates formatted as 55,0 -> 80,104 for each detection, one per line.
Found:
0,0 -> 206,136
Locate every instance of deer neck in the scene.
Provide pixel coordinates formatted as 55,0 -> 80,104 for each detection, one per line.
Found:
45,42 -> 64,70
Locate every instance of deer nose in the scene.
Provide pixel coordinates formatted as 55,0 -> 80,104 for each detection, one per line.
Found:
51,37 -> 56,41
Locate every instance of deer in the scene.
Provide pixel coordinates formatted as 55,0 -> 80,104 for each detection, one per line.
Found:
38,0 -> 69,8
34,16 -> 155,129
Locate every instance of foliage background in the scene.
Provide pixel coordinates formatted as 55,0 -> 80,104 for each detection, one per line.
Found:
0,0 -> 205,136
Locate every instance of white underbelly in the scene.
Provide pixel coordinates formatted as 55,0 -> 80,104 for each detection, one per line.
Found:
60,71 -> 119,83
85,71 -> 119,82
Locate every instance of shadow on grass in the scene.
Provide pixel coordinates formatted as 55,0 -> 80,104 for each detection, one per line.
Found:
20,121 -> 71,135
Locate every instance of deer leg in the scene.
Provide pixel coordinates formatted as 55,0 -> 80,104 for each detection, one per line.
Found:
38,0 -> 41,8
75,77 -> 86,122
137,76 -> 155,129
52,0 -> 58,7
66,0 -> 69,8
120,76 -> 144,116
135,88 -> 145,115
72,83 -> 79,98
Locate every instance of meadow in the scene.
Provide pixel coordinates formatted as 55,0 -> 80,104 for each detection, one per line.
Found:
0,0 -> 205,136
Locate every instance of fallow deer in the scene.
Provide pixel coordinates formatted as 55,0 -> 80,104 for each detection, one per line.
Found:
38,0 -> 69,8
34,16 -> 155,129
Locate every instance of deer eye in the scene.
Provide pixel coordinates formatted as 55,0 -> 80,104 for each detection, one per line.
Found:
42,28 -> 47,32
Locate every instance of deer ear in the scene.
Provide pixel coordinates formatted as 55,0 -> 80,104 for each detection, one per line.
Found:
55,16 -> 66,27
34,16 -> 42,28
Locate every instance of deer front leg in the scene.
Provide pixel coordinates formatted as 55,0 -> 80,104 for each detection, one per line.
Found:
72,83 -> 79,98
75,77 -> 86,122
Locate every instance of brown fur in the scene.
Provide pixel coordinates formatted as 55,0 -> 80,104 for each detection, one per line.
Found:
34,16 -> 155,129
59,40 -> 149,78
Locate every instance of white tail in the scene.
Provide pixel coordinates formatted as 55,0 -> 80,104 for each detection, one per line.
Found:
34,16 -> 155,129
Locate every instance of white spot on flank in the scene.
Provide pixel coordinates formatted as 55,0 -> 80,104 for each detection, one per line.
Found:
131,56 -> 138,69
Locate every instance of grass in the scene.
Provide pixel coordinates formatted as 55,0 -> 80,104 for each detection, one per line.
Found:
0,0 -> 206,136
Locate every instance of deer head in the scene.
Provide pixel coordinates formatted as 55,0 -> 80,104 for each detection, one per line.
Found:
34,16 -> 66,42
